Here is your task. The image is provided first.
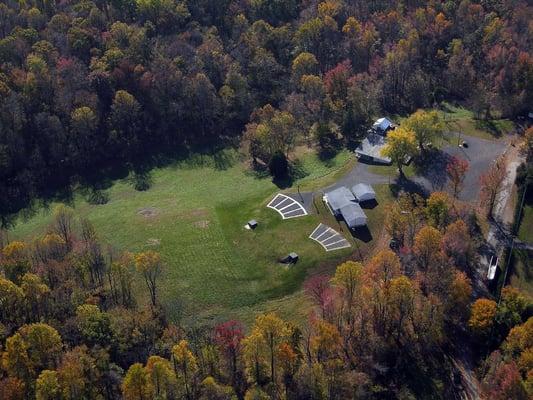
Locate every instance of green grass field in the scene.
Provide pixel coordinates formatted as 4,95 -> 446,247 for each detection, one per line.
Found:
9,149 -> 390,325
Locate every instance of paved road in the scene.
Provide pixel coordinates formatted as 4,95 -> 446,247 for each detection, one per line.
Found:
324,162 -> 391,190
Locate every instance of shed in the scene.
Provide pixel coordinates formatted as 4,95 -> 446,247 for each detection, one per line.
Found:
247,219 -> 258,229
351,183 -> 376,202
372,117 -> 393,133
281,252 -> 299,264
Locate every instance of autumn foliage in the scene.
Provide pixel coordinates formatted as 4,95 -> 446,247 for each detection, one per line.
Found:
0,0 -> 532,398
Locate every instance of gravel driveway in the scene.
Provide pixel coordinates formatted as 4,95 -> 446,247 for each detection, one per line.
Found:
411,134 -> 509,201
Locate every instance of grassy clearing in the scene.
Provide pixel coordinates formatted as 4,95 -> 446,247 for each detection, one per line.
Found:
440,103 -> 514,140
9,148 -> 390,325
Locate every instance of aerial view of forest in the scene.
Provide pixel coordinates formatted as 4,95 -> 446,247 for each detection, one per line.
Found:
0,0 -> 532,399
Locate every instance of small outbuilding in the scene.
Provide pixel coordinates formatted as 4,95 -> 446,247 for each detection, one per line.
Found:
351,183 -> 376,203
281,252 -> 299,264
372,117 -> 393,133
247,219 -> 258,229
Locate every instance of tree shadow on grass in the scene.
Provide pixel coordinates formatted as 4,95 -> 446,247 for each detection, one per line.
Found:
13,184 -> 77,227
2,140 -> 240,228
272,173 -> 297,189
245,165 -> 270,180
212,149 -> 237,170
317,148 -> 340,167
290,159 -> 309,180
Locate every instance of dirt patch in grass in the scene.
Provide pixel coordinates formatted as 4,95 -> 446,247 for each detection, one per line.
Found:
137,207 -> 159,218
182,208 -> 209,219
190,209 -> 208,218
146,238 -> 161,246
193,220 -> 210,229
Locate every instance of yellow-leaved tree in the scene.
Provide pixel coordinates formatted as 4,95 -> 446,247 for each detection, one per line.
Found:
402,109 -> 444,153
171,340 -> 198,399
122,363 -> 153,400
381,127 -> 418,177
243,313 -> 291,385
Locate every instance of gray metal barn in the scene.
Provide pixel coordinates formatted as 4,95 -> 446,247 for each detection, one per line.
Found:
324,187 -> 368,228
351,183 -> 376,202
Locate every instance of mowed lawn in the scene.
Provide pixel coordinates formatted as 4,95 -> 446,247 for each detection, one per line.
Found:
9,149 -> 388,324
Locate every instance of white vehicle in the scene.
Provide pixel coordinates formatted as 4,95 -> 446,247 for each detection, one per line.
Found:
487,255 -> 498,280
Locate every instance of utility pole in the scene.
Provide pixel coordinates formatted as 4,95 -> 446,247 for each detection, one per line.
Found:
297,184 -> 304,203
